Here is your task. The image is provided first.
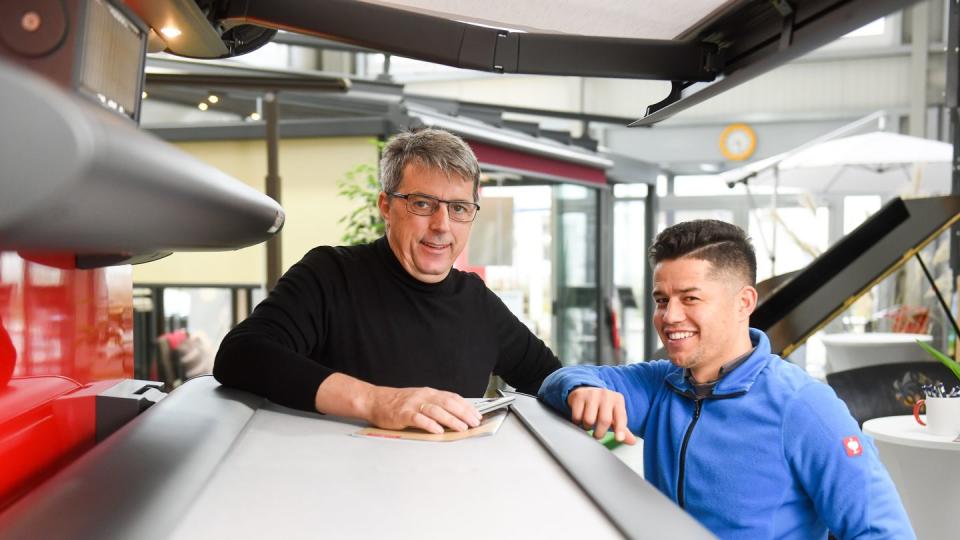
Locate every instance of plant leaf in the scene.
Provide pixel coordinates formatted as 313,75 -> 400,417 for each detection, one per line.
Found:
336,141 -> 384,245
916,340 -> 960,383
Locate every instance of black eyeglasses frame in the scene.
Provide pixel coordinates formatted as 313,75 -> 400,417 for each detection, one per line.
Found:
387,192 -> 480,223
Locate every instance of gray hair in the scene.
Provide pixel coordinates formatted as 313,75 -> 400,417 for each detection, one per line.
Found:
380,128 -> 481,202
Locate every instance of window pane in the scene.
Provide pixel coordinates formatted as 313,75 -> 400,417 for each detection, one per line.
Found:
749,206 -> 828,282
614,200 -> 646,363
472,185 -> 554,348
555,185 -> 599,365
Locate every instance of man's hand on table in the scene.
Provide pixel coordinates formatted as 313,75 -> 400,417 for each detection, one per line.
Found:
364,386 -> 482,434
567,387 -> 637,445
315,373 -> 481,434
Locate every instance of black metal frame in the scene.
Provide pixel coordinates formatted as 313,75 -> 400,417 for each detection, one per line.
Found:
218,0 -> 718,82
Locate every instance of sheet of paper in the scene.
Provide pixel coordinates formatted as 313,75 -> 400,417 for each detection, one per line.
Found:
353,409 -> 507,442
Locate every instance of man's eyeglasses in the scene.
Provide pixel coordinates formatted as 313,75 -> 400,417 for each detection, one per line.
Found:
388,192 -> 480,223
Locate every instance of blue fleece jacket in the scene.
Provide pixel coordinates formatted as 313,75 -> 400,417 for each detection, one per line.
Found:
539,329 -> 914,539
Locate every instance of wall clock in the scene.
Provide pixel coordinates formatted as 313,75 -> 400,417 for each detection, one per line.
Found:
719,123 -> 757,161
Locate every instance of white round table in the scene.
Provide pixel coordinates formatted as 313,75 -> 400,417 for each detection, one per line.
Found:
862,416 -> 960,540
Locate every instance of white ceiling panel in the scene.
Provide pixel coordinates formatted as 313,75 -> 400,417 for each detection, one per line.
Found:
358,0 -> 737,39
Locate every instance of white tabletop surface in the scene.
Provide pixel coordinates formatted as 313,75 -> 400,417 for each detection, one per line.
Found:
862,415 -> 960,451
862,415 -> 960,540
169,404 -> 623,540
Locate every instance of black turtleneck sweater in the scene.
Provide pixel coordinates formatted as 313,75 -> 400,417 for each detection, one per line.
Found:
214,237 -> 561,412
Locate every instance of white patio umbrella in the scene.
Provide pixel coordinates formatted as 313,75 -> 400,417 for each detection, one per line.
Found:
721,131 -> 953,196
718,130 -> 954,275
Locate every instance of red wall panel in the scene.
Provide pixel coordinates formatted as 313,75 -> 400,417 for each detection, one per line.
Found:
467,139 -> 607,186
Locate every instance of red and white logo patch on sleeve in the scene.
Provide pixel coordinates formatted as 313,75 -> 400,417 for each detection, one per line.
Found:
843,436 -> 863,457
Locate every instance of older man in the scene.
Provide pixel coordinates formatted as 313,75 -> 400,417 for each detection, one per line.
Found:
215,128 -> 560,434
539,220 -> 913,539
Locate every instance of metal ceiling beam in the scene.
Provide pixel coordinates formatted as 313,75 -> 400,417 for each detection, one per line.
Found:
405,94 -> 637,126
146,72 -> 349,91
145,85 -> 397,120
149,117 -> 392,141
145,56 -> 404,96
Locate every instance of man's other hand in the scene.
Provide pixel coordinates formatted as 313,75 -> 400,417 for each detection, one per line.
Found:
568,387 -> 637,445
366,386 -> 482,434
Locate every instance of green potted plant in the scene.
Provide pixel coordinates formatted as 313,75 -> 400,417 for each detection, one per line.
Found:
337,142 -> 385,246
917,340 -> 960,384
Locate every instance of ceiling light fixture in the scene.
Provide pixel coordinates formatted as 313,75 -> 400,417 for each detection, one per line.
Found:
198,102 -> 209,111
160,26 -> 181,38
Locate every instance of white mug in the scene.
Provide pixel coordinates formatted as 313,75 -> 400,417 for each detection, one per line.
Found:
913,397 -> 960,437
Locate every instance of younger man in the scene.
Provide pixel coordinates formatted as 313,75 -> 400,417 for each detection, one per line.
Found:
539,219 -> 912,539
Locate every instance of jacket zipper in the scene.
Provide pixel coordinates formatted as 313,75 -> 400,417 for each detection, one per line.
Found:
677,398 -> 703,509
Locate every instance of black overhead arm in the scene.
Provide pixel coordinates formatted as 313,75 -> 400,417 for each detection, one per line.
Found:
206,0 -> 919,125
217,0 -> 719,82
632,0 -> 922,125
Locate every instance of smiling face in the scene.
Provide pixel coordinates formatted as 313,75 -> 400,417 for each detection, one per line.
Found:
378,162 -> 475,283
652,256 -> 757,382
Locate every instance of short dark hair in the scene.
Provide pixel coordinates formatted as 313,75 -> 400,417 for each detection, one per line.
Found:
649,220 -> 757,286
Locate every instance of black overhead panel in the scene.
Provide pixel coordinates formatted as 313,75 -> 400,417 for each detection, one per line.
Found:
217,0 -> 719,82
209,0 -> 920,125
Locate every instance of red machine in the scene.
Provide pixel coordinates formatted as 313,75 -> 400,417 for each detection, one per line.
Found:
0,0 -> 282,511
0,259 -> 133,510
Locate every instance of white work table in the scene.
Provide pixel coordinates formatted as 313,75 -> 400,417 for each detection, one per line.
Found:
863,415 -> 960,540
0,376 -> 713,540
170,405 -> 618,539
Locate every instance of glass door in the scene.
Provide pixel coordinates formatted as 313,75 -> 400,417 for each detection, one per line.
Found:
553,185 -> 600,365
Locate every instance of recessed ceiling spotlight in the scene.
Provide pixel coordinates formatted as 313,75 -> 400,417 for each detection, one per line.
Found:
198,102 -> 209,111
249,112 -> 261,121
208,94 -> 219,104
